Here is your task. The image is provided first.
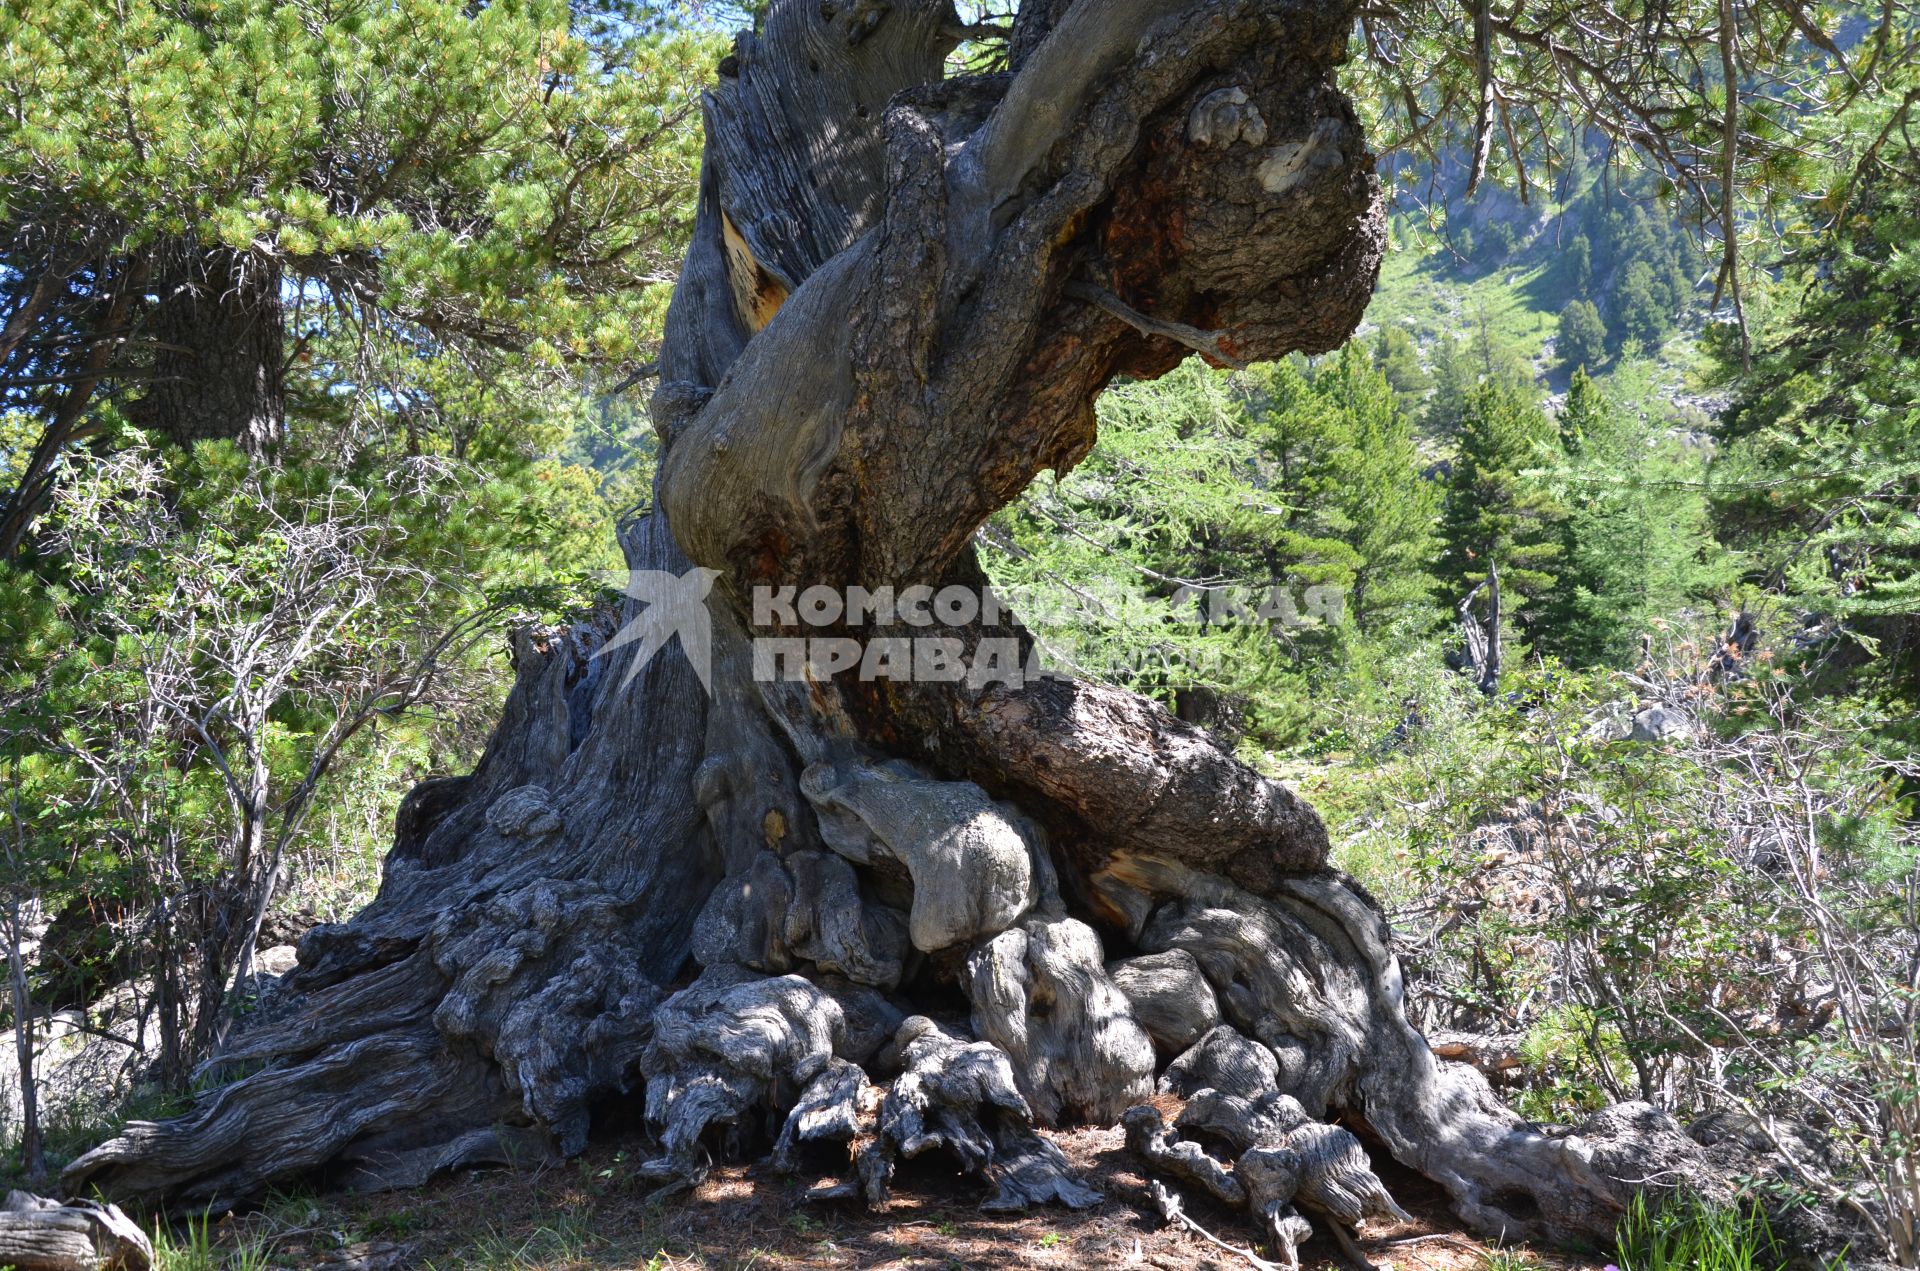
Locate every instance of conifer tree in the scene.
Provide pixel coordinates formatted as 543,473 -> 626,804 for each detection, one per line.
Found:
1306,345 -> 1440,632
1544,370 -> 1718,667
1423,332 -> 1475,436
0,0 -> 713,554
1437,380 -> 1567,631
1568,232 -> 1593,297
1557,299 -> 1609,374
1248,357 -> 1366,596
16,0 -> 1914,1238
1611,260 -> 1672,353
1372,326 -> 1429,401
1421,316 -> 1532,436
982,359 -> 1283,718
1715,156 -> 1920,719
0,0 -> 710,1064
1483,219 -> 1519,264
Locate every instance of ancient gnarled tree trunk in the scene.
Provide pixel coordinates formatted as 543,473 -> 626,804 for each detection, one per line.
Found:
66,0 -> 1703,1254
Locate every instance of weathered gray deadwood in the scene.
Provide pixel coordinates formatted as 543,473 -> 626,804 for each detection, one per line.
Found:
770,1056 -> 870,1171
1145,1178 -> 1293,1271
800,755 -> 1049,956
1238,1151 -> 1317,1269
965,914 -> 1156,1124
1109,949 -> 1222,1056
65,0 -> 1711,1257
1160,1023 -> 1286,1099
1112,857 -> 1716,1246
640,965 -> 844,1181
691,848 -> 910,989
1123,1104 -> 1246,1207
1126,1086 -> 1412,1267
0,1192 -> 151,1271
859,1016 -> 1101,1212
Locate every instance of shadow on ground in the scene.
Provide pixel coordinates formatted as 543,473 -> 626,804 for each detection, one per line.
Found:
201,1128 -> 1614,1270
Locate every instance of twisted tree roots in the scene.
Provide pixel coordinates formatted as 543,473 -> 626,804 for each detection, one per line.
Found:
63,529 -> 1706,1260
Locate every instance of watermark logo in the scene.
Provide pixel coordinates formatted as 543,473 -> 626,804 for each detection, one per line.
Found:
599,572 -> 1343,697
598,567 -> 723,693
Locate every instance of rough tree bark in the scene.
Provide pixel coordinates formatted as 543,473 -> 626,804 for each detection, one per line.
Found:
125,244 -> 285,455
65,0 -> 1709,1256
0,1192 -> 151,1271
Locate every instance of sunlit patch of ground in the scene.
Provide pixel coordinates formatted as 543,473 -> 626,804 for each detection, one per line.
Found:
193,1127 -> 1615,1271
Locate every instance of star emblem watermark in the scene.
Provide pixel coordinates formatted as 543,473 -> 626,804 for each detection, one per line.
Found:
597,567 -> 723,694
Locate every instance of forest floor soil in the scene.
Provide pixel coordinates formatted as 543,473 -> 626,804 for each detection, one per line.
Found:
200,1128 -> 1614,1271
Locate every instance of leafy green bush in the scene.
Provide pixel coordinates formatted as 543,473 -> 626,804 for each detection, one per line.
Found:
1,436 -> 613,1104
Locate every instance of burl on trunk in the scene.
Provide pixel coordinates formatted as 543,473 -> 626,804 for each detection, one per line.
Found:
66,0 -> 1707,1257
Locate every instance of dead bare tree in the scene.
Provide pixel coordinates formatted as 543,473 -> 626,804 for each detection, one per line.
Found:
3,781 -> 46,1184
22,452 -> 512,1086
1669,699 -> 1919,1266
1454,556 -> 1503,696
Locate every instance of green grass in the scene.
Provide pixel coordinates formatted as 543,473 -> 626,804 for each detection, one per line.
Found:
434,1217 -> 598,1271
1479,1251 -> 1548,1271
1363,242 -> 1563,369
2,1081 -> 190,1188
1613,1191 -> 1820,1271
152,1213 -> 272,1271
